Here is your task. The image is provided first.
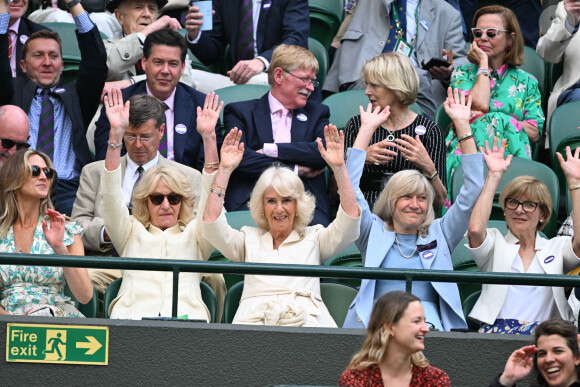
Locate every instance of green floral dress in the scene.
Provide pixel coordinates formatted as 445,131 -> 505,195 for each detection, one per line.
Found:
0,218 -> 84,316
444,63 -> 545,208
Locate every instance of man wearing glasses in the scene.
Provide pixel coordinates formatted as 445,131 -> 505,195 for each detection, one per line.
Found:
0,105 -> 30,166
222,44 -> 331,226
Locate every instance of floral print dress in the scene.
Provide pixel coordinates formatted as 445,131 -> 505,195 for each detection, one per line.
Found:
444,64 -> 545,203
0,218 -> 84,316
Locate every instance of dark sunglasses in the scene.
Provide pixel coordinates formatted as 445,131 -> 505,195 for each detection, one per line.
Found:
471,27 -> 508,39
31,165 -> 55,179
148,193 -> 182,206
1,137 -> 30,151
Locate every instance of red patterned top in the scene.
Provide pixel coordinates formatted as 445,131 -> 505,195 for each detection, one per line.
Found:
339,364 -> 451,387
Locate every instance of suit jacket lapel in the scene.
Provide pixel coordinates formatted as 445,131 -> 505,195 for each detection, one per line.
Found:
172,84 -> 194,162
256,0 -> 270,53
290,107 -> 308,142
254,94 -> 274,144
416,0 -> 434,55
367,222 -> 395,268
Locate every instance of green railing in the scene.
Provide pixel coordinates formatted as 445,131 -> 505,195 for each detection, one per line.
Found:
2,253 -> 580,318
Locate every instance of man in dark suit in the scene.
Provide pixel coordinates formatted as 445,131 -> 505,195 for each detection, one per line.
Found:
7,0 -> 49,79
93,28 -> 222,171
183,0 -> 309,93
0,0 -> 107,216
223,44 -> 331,226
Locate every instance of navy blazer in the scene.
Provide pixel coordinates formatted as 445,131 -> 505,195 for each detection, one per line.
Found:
15,18 -> 50,80
189,0 -> 309,66
343,148 -> 485,331
223,93 -> 331,226
93,80 -> 223,172
0,25 -> 107,170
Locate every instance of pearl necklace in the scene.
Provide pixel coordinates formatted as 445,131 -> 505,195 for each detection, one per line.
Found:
395,234 -> 417,259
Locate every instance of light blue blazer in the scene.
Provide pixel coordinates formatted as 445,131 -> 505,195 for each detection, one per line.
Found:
343,148 -> 484,330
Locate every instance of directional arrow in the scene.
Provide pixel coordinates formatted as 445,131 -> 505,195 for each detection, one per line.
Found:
76,336 -> 102,355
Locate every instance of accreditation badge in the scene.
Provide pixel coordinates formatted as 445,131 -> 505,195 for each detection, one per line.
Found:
394,36 -> 413,58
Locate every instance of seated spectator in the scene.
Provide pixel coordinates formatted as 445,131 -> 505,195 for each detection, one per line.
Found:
0,149 -> 92,316
446,5 -> 544,194
101,88 -> 221,320
202,125 -> 361,327
0,105 -> 30,166
222,44 -> 331,226
490,319 -> 580,387
5,0 -> 49,79
0,0 -> 108,216
342,53 -> 446,211
537,0 -> 580,125
466,144 -> 580,334
93,28 -> 221,172
184,0 -> 309,93
324,0 -> 468,118
342,88 -> 481,331
339,291 -> 451,387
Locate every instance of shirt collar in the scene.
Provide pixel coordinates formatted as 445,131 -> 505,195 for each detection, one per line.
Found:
146,84 -> 176,112
126,152 -> 160,176
268,91 -> 290,116
9,18 -> 21,34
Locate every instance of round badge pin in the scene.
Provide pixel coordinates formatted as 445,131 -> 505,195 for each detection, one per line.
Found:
421,251 -> 434,260
415,125 -> 426,135
20,35 -> 28,44
296,113 -> 307,122
175,124 -> 187,134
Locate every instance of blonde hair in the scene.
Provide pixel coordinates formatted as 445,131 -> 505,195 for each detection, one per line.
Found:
363,53 -> 419,106
0,149 -> 54,238
249,164 -> 315,232
349,291 -> 429,369
268,44 -> 319,85
131,165 -> 195,226
498,175 -> 552,231
472,5 -> 524,67
373,170 -> 435,238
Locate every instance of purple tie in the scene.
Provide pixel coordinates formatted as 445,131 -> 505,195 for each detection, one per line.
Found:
38,89 -> 55,159
158,112 -> 168,157
236,0 -> 255,62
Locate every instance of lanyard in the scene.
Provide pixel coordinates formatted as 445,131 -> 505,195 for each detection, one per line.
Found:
391,0 -> 421,45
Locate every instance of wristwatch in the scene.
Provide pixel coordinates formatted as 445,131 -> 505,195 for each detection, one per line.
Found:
64,0 -> 81,8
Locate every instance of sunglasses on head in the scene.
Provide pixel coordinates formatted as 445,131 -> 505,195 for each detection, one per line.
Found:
471,27 -> 508,39
31,165 -> 55,179
1,137 -> 30,151
148,193 -> 183,206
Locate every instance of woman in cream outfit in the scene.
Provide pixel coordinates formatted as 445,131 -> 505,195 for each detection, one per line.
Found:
101,88 -> 222,320
202,125 -> 361,327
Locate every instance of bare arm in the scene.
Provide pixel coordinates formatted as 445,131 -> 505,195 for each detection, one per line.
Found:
464,42 -> 491,113
467,138 -> 512,248
197,91 -> 223,173
444,87 -> 478,155
557,146 -> 580,256
103,88 -> 130,172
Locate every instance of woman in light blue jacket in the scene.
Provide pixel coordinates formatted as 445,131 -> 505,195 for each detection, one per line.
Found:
343,88 -> 486,330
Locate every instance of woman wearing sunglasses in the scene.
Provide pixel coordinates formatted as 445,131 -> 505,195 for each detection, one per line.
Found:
465,144 -> 580,334
0,149 -> 92,316
444,5 -> 544,197
100,88 -> 222,320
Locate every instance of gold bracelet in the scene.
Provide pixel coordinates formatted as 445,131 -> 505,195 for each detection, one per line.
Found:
457,132 -> 473,142
570,184 -> 580,191
210,187 -> 225,198
203,164 -> 219,169
426,171 -> 438,181
204,162 -> 219,165
458,135 -> 474,144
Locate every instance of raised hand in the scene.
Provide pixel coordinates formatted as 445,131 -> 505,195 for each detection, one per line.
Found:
467,40 -> 489,68
443,87 -> 472,125
359,103 -> 390,131
42,209 -> 66,253
196,92 -> 223,138
104,87 -> 130,140
219,128 -> 244,171
317,124 -> 345,168
498,345 -> 537,386
480,137 -> 512,174
557,146 -> 580,187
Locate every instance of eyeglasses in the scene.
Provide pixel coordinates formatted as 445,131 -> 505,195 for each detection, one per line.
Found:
124,135 -> 154,143
1,137 -> 31,151
505,198 -> 539,212
31,165 -> 55,179
282,68 -> 319,88
471,27 -> 508,39
148,193 -> 182,206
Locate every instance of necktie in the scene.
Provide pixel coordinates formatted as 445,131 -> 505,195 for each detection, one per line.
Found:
236,0 -> 255,62
383,0 -> 407,53
128,166 -> 144,213
38,89 -> 55,160
158,112 -> 168,157
8,33 -> 13,61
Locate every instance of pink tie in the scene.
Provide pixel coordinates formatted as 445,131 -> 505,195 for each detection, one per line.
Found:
273,109 -> 291,143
